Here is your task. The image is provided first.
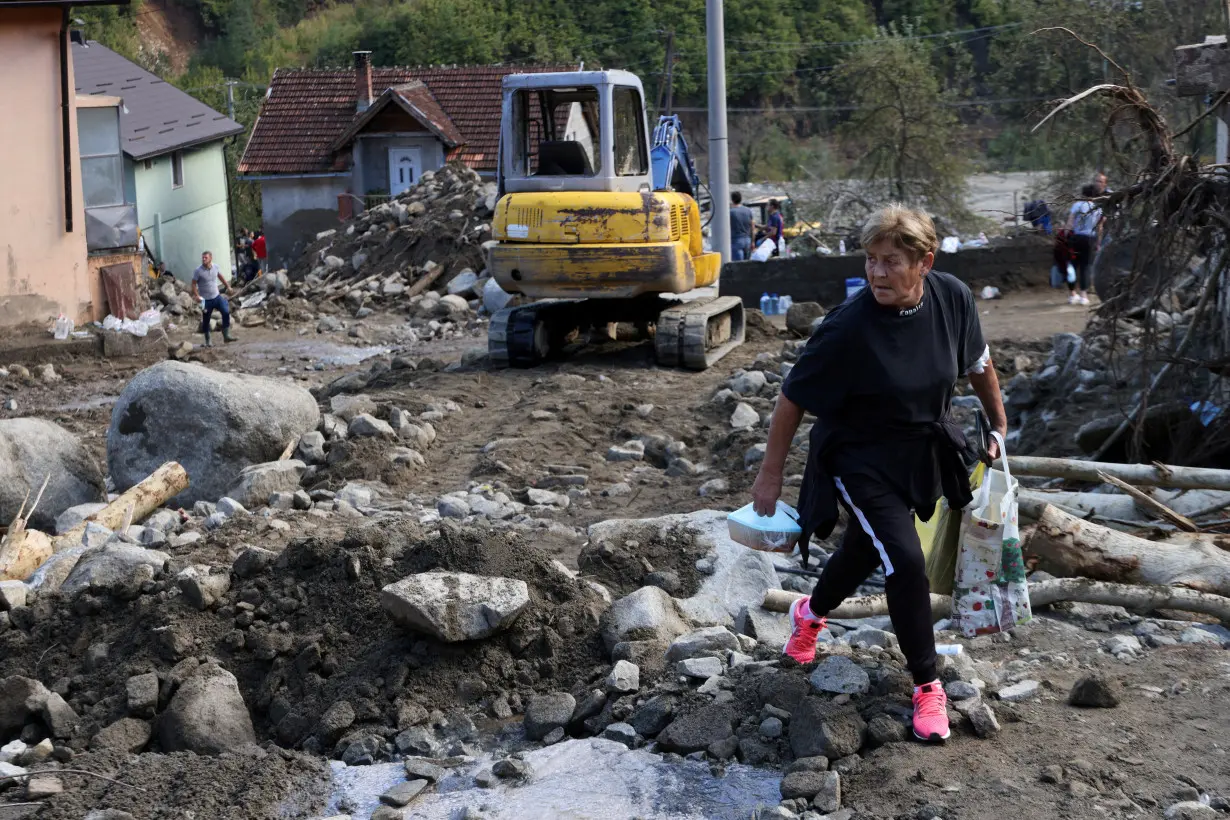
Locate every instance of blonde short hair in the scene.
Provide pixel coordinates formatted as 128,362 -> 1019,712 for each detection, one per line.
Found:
860,204 -> 938,262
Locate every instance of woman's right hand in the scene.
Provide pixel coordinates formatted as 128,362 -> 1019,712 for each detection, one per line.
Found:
751,468 -> 783,517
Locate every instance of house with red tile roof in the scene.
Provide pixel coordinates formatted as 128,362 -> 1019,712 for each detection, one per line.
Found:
238,52 -> 576,267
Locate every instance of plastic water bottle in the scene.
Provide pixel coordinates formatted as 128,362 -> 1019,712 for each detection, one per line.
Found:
53,314 -> 73,340
769,294 -> 780,315
760,292 -> 771,314
779,295 -> 792,313
838,239 -> 847,255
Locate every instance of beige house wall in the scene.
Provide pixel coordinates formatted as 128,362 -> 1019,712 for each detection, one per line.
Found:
0,7 -> 93,330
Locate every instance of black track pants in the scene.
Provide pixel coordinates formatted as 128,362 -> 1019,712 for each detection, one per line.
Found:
807,472 -> 939,685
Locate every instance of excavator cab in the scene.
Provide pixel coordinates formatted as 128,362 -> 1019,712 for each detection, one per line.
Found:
499,71 -> 650,196
488,70 -> 744,370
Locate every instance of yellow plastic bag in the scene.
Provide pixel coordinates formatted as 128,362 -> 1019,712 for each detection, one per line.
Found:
917,462 -> 985,596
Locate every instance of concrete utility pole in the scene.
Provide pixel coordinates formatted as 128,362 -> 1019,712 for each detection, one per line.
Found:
663,30 -> 676,115
225,81 -> 238,121
1175,35 -> 1230,165
706,0 -> 730,264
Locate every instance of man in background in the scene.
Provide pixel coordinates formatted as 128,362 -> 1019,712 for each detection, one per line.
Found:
191,251 -> 235,347
730,192 -> 755,261
252,229 -> 268,276
765,199 -> 785,257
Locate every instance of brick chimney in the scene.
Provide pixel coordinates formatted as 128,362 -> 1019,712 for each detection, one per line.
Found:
354,51 -> 373,113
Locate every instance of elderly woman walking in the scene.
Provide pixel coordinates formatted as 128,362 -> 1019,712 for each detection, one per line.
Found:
751,205 -> 1008,742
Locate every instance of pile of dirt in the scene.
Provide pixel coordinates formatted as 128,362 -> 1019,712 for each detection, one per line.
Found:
0,520 -> 611,766
577,523 -> 708,598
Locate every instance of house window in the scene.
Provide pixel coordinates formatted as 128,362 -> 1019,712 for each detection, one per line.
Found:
77,106 -> 124,207
171,151 -> 184,188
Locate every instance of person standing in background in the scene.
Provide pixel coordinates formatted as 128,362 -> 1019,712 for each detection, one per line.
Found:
1066,184 -> 1102,306
191,251 -> 235,347
729,192 -> 755,261
766,199 -> 785,257
252,230 -> 268,276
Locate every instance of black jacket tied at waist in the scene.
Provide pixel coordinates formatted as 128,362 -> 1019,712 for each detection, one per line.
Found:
794,416 -> 979,567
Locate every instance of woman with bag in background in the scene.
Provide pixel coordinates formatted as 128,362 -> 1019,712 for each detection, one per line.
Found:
750,204 -> 1008,743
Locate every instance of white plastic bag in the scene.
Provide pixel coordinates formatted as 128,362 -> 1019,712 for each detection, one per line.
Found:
952,432 -> 1032,636
53,314 -> 74,340
727,500 -> 802,553
102,314 -> 122,332
120,318 -> 148,337
1066,263 -> 1077,284
940,236 -> 960,254
750,239 -> 776,263
138,308 -> 162,327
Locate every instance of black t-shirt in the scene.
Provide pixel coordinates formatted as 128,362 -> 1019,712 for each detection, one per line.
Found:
782,271 -> 986,510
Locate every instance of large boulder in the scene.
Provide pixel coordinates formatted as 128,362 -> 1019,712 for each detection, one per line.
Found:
381,572 -> 530,642
158,664 -> 256,755
107,362 -> 320,506
0,676 -> 50,736
599,586 -> 690,652
0,419 -> 105,531
59,545 -> 170,599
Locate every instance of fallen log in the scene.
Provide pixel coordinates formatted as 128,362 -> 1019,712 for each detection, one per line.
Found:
53,462 -> 189,551
1008,456 -> 1230,491
404,262 -> 447,299
762,578 -> 1230,621
1097,471 -> 1198,531
1026,503 -> 1230,596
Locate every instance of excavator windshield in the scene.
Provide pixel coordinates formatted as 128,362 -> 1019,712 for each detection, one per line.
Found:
508,87 -> 601,178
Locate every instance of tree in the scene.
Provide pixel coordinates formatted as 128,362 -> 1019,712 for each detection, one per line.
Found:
832,30 -> 970,220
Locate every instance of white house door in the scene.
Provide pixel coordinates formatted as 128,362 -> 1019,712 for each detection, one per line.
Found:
388,148 -> 422,196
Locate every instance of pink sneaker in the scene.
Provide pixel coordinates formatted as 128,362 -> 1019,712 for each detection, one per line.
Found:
912,680 -> 951,741
782,596 -> 826,664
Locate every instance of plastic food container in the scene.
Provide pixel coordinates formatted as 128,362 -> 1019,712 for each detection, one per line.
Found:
727,501 -> 802,553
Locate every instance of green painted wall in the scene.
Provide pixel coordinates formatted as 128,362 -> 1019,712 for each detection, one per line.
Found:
134,141 -> 233,281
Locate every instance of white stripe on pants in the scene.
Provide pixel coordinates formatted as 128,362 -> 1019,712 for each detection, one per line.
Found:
834,476 -> 896,576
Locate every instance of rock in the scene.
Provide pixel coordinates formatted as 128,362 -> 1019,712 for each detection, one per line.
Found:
108,362 -> 320,506
224,460 -> 308,508
0,418 -> 105,531
404,758 -> 445,782
786,302 -> 825,336
1104,634 -> 1142,656
527,488 -> 569,508
790,701 -> 866,760
864,714 -> 907,747
606,442 -> 645,462
381,572 -> 530,642
24,774 -> 63,800
600,585 -> 690,652
0,581 -> 26,611
997,680 -> 1040,703
760,717 -> 784,739
437,496 -> 471,519
1180,626 -> 1227,646
657,704 -> 736,753
1164,802 -> 1220,819
41,692 -> 78,738
524,692 -> 576,741
393,726 -> 438,757
730,402 -> 759,429
349,413 -> 396,438
232,547 -> 277,579
780,768 -> 832,800
53,501 -> 108,535
677,656 -> 723,679
216,496 -> 247,518
729,370 -> 768,396
808,657 -> 871,696
605,661 -> 640,695
435,294 -> 470,318
483,276 -> 514,314
667,626 -> 740,662
1068,674 -> 1120,708
0,676 -> 49,736
628,695 -> 675,737
602,722 -> 638,749
954,697 -> 1000,738
59,544 -> 170,598
492,758 -> 533,780
944,681 -> 979,701
811,771 -> 842,813
158,664 -> 257,755
178,567 -> 232,610
698,478 -> 729,497
296,431 -> 327,464
337,483 -> 373,508
447,269 -> 480,297
92,717 -> 152,752
83,811 -> 136,820
736,605 -> 792,648
380,779 -> 428,807
126,673 -> 159,718
843,626 -> 897,649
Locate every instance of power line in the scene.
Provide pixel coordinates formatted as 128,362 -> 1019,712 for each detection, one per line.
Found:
670,96 -> 1055,113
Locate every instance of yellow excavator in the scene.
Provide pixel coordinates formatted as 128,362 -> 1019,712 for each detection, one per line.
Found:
487,70 -> 745,369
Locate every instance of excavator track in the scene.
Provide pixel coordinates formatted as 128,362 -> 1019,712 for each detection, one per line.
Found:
654,296 -> 746,370
489,295 -> 744,371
